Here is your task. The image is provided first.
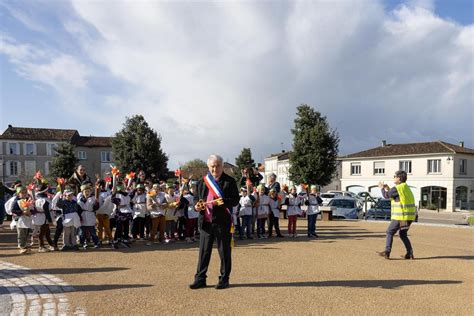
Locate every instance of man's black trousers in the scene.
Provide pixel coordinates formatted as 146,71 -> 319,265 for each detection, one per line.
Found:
195,221 -> 232,283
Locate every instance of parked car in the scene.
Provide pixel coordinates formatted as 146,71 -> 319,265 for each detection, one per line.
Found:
329,191 -> 364,208
320,193 -> 336,206
328,197 -> 362,219
366,199 -> 391,220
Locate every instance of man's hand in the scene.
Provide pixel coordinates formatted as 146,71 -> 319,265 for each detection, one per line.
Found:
213,198 -> 224,206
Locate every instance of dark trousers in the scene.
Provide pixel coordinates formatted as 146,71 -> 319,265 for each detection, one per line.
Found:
53,217 -> 63,246
0,198 -> 5,224
268,213 -> 282,236
385,220 -> 413,253
115,219 -> 130,241
307,214 -> 317,235
79,226 -> 99,245
240,215 -> 252,238
177,216 -> 186,240
186,218 -> 198,238
39,223 -> 54,247
132,217 -> 145,239
144,215 -> 151,237
195,221 -> 232,283
257,218 -> 266,237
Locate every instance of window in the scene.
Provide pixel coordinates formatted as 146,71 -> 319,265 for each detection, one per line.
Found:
25,161 -> 36,176
101,151 -> 111,162
45,161 -> 52,175
25,143 -> 35,155
78,151 -> 87,160
9,161 -> 19,176
399,160 -> 412,174
373,161 -> 385,175
47,143 -> 58,156
9,143 -> 18,155
428,159 -> 441,173
459,159 -> 467,175
350,162 -> 361,175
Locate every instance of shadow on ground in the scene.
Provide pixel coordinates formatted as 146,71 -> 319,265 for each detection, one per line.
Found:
231,279 -> 463,290
0,267 -> 129,278
0,283 -> 153,294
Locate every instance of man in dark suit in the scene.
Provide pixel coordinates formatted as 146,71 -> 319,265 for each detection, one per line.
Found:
189,154 -> 240,290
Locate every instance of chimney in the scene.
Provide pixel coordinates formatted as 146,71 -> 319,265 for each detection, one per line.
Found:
382,140 -> 386,147
459,141 -> 464,148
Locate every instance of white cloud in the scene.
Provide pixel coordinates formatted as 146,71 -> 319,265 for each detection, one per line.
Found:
1,2 -> 49,33
0,35 -> 89,90
2,1 -> 472,169
64,0 -> 473,167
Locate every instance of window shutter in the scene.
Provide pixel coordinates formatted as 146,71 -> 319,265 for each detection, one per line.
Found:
374,161 -> 384,169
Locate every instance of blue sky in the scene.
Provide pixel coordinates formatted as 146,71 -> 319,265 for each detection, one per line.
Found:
1,0 -> 473,168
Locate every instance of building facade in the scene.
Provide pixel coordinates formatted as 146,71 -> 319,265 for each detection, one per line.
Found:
263,151 -> 341,191
340,141 -> 474,212
0,125 -> 114,184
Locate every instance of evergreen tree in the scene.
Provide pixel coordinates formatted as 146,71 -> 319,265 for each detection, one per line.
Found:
235,148 -> 255,172
51,143 -> 78,179
181,158 -> 207,169
112,115 -> 169,178
289,104 -> 339,186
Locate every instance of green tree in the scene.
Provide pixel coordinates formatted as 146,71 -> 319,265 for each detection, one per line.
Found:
289,104 -> 339,186
181,158 -> 207,169
112,115 -> 169,178
51,143 -> 78,179
235,148 -> 255,172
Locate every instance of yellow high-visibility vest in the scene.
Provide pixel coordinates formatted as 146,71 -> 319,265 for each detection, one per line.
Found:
391,183 -> 417,221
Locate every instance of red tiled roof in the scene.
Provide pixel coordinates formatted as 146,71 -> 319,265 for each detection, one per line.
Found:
73,136 -> 113,147
344,141 -> 474,159
0,126 -> 78,141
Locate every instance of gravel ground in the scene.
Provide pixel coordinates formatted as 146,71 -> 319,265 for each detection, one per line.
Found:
1,220 -> 472,315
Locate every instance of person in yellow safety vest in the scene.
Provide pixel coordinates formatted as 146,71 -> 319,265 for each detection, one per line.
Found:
377,170 -> 416,259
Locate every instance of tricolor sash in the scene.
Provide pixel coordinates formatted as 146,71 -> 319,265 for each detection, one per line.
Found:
203,172 -> 224,200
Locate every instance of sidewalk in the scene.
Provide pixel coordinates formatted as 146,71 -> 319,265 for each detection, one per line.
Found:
418,209 -> 473,225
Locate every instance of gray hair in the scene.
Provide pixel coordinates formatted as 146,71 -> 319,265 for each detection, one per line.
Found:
394,170 -> 408,183
207,154 -> 224,165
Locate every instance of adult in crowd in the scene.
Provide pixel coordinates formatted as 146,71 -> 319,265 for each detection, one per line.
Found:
266,172 -> 281,194
68,165 -> 92,194
190,154 -> 239,290
0,181 -> 15,228
239,167 -> 263,187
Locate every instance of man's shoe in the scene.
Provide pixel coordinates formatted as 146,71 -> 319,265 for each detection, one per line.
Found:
377,251 -> 390,259
215,281 -> 229,290
402,252 -> 414,260
189,280 -> 207,289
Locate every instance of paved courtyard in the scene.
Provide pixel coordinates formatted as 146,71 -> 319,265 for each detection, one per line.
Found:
0,220 -> 472,315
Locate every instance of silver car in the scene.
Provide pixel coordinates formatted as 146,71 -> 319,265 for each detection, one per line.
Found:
328,197 -> 362,219
320,193 -> 336,206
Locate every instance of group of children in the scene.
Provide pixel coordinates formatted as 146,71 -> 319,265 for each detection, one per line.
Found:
4,169 -> 324,254
235,183 -> 323,239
